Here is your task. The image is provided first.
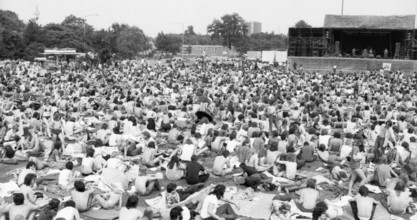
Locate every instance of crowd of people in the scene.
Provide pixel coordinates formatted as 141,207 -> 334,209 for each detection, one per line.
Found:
0,57 -> 417,220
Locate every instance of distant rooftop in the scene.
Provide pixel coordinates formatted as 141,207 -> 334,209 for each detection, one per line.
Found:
324,14 -> 416,30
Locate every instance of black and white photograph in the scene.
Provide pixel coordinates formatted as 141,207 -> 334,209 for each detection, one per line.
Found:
0,0 -> 417,219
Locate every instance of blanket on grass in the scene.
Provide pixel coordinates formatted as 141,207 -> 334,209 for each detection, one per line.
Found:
81,209 -> 119,220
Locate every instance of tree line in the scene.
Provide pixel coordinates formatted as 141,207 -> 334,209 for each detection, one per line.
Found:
0,10 -> 312,61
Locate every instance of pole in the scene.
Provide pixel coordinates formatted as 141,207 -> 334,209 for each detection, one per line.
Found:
341,0 -> 344,15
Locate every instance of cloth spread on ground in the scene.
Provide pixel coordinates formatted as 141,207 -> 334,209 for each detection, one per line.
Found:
364,184 -> 382,194
81,209 -> 119,220
101,168 -> 129,190
223,188 -> 276,219
288,200 -> 313,218
0,181 -> 19,197
263,171 -> 294,183
146,185 -> 212,219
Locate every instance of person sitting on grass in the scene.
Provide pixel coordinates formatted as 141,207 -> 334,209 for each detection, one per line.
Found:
0,144 -> 29,165
317,144 -> 343,166
199,184 -> 241,220
142,141 -> 167,167
170,206 -> 194,220
44,142 -> 67,170
366,156 -> 398,187
212,150 -> 234,176
297,142 -> 317,163
53,200 -> 81,220
165,182 -> 205,209
20,173 -> 38,204
17,161 -> 37,186
1,193 -> 46,220
166,154 -> 186,181
294,178 -> 319,212
179,139 -> 197,162
94,183 -> 124,210
119,195 -> 155,220
71,180 -> 98,212
59,161 -> 77,190
247,148 -> 272,173
185,155 -> 210,185
37,198 -> 60,220
381,181 -> 415,214
312,202 -> 330,220
134,166 -> 162,196
349,186 -> 378,220
81,147 -> 95,176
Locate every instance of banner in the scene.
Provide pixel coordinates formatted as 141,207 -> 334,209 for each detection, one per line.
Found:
382,63 -> 392,71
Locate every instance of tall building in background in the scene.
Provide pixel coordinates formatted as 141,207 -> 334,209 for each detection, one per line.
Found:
246,21 -> 262,36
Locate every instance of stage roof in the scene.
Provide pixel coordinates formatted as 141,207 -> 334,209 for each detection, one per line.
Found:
324,15 -> 415,30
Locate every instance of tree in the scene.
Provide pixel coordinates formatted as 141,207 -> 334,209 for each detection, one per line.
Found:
0,10 -> 25,58
43,23 -> 87,51
186,45 -> 192,55
61,15 -> 94,36
62,15 -> 95,51
207,13 -> 248,49
294,20 -> 312,28
155,32 -> 182,55
185,25 -> 195,35
24,19 -> 44,44
0,10 -> 152,60
91,29 -> 113,64
234,38 -> 251,54
24,42 -> 45,60
233,32 -> 288,54
113,24 -> 149,59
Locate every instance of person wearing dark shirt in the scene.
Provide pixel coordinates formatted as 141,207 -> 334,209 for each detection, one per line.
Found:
239,162 -> 259,177
234,173 -> 271,190
37,198 -> 60,220
185,155 -> 209,185
297,142 -> 316,162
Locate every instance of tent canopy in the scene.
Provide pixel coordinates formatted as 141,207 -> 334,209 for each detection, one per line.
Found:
324,15 -> 416,30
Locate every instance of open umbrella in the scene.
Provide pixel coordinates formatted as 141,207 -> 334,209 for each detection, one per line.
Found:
195,110 -> 213,122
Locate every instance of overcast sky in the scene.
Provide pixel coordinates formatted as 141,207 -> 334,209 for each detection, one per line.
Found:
1,0 -> 416,37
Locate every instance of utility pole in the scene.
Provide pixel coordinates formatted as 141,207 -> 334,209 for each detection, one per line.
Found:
341,0 -> 344,15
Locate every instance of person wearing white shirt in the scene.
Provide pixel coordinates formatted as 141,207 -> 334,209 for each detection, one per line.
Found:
81,148 -> 95,176
199,121 -> 214,137
180,140 -> 197,162
17,162 -> 36,186
54,200 -> 81,220
108,132 -> 122,147
276,160 -> 297,180
58,162 -> 75,190
227,132 -> 241,153
200,184 -> 240,220
119,195 -> 154,220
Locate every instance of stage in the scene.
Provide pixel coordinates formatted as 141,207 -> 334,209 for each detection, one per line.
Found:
288,56 -> 417,74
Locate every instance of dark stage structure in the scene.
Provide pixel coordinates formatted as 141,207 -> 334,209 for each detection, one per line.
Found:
287,15 -> 417,73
